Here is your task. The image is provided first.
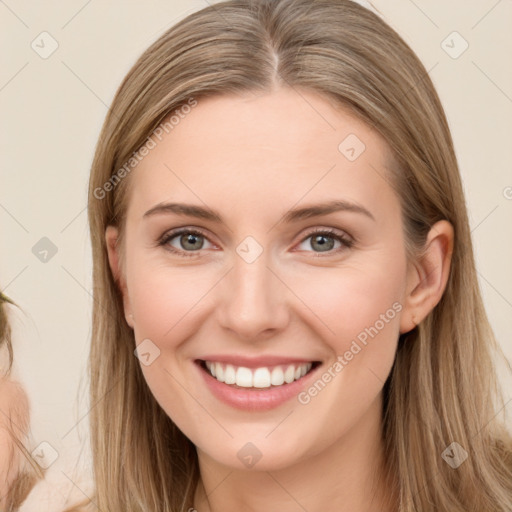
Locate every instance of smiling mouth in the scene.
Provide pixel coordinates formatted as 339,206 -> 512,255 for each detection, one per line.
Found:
197,360 -> 321,389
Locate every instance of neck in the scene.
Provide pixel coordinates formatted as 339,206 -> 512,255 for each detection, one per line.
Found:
193,394 -> 395,512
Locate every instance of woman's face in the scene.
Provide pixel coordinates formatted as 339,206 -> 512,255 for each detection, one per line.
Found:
108,87 -> 414,471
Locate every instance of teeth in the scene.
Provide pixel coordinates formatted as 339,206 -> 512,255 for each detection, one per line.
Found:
215,363 -> 225,382
270,366 -> 285,386
205,361 -> 313,388
284,365 -> 295,384
253,368 -> 270,388
224,364 -> 236,385
236,367 -> 253,387
205,361 -> 216,377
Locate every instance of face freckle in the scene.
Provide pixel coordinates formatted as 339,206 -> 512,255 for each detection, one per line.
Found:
111,86 -> 411,472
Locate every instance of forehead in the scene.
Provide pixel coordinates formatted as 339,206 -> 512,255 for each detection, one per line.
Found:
125,87 -> 399,224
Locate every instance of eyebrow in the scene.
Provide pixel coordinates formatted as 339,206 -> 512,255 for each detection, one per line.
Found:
143,199 -> 375,223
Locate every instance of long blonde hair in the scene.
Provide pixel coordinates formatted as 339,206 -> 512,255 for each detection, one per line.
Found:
83,0 -> 512,510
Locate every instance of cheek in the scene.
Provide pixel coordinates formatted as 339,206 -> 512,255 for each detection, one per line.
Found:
289,266 -> 403,438
127,261 -> 214,344
288,259 -> 405,351
125,263 -> 210,423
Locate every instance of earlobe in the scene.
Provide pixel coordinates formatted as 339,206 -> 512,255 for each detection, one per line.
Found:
105,226 -> 134,329
399,220 -> 454,334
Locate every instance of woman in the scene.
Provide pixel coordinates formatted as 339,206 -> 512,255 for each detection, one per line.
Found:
79,0 -> 512,510
0,292 -> 41,511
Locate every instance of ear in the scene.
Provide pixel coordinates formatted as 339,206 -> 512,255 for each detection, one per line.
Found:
399,220 -> 454,334
105,226 -> 134,329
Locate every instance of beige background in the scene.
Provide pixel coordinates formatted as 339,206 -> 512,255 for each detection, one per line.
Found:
1,0 -> 511,506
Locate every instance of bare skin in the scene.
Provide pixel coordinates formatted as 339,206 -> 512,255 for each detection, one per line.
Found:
106,87 -> 453,512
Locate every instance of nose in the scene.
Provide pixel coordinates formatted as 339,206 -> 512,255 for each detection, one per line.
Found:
216,249 -> 290,341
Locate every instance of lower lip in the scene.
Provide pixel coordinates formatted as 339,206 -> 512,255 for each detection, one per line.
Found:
196,362 -> 320,411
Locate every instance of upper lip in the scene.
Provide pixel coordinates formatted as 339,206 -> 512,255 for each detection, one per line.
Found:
197,355 -> 320,368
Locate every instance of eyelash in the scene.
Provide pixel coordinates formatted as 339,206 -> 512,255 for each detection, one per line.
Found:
157,227 -> 354,258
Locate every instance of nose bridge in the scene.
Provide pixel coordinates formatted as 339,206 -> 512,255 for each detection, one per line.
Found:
217,243 -> 289,339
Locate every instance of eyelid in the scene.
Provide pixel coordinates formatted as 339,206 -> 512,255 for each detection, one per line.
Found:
298,226 -> 353,244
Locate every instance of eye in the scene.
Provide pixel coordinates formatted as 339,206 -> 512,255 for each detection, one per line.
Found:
158,227 -> 354,258
159,228 -> 215,257
295,228 -> 353,256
